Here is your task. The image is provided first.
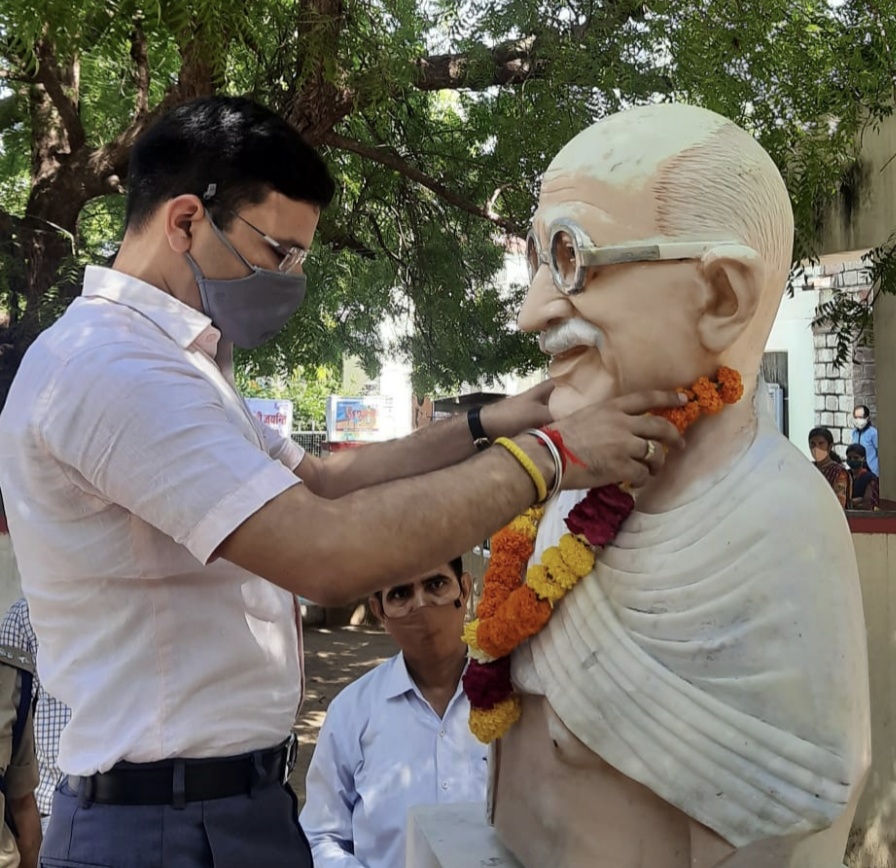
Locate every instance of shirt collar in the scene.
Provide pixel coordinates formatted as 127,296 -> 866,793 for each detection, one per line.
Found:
383,652 -> 470,703
82,265 -> 219,353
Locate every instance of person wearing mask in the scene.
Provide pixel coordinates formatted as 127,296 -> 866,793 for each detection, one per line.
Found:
846,444 -> 880,511
809,427 -> 852,509
851,405 -> 879,476
301,557 -> 485,868
0,95 -> 682,867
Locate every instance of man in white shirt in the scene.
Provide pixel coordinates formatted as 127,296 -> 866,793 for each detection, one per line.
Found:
0,95 -> 684,867
301,557 -> 486,868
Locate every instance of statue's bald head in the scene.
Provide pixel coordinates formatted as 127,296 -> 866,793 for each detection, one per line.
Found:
540,104 -> 793,347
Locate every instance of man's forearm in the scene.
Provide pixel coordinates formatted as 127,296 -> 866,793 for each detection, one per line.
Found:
313,412 -> 477,499
221,434 -> 554,606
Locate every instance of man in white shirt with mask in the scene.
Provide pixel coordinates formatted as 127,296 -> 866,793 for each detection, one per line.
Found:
301,557 -> 486,868
851,404 -> 879,476
0,95 -> 684,868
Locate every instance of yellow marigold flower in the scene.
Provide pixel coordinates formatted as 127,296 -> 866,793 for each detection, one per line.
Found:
469,696 -> 522,744
526,564 -> 565,604
507,506 -> 543,541
462,620 -> 495,663
541,546 -> 581,591
558,533 -> 596,575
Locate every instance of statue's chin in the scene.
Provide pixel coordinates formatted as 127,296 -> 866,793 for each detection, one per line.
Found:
547,384 -> 592,422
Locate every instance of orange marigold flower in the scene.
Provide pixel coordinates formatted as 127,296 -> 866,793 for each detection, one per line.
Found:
477,586 -> 551,658
698,387 -> 724,415
717,366 -> 744,404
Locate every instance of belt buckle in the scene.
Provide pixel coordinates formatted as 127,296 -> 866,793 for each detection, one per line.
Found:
282,733 -> 298,785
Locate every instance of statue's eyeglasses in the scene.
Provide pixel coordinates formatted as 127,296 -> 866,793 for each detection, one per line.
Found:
526,218 -> 745,295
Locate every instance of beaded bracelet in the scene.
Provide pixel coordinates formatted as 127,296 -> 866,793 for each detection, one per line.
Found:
494,437 -> 548,504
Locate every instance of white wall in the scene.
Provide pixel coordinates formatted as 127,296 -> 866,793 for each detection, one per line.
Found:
765,283 -> 819,458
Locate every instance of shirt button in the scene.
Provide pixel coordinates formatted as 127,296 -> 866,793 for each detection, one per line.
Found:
439,730 -> 445,738
441,781 -> 449,790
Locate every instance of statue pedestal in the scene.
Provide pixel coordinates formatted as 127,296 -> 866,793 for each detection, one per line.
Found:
406,802 -> 522,868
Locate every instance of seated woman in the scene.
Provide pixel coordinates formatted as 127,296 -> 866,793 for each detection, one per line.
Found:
809,427 -> 852,509
846,443 -> 880,511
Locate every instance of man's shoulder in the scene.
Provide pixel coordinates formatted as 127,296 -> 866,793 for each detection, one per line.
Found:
327,653 -> 401,714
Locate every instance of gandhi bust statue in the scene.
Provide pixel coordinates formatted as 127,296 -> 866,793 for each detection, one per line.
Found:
489,104 -> 871,868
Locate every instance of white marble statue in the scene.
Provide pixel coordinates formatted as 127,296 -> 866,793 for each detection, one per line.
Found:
490,103 -> 871,868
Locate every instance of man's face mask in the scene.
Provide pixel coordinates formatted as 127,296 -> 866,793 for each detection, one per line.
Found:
186,211 -> 307,349
854,417 -> 869,430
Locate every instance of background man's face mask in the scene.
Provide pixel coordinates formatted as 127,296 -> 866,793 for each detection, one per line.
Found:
854,417 -> 869,430
186,213 -> 306,349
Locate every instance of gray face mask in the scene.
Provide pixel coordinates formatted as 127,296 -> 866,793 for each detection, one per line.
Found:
186,217 -> 307,349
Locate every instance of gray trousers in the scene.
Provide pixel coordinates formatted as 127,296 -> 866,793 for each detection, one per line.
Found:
39,775 -> 314,867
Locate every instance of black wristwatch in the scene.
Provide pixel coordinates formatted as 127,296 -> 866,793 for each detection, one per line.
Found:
467,407 -> 491,451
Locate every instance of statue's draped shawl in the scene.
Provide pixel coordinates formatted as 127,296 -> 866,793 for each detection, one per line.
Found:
513,412 -> 870,847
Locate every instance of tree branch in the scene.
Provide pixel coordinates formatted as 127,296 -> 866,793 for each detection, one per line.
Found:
412,36 -> 544,91
130,19 -> 150,117
34,40 -> 85,151
320,132 -> 518,232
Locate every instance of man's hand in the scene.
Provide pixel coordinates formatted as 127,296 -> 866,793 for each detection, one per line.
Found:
480,381 -> 554,441
547,390 -> 687,491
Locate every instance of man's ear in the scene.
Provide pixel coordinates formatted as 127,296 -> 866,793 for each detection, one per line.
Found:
696,245 -> 764,355
368,595 -> 385,626
164,194 -> 206,254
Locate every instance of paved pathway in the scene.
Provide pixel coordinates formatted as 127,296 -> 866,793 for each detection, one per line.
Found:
290,626 -> 396,802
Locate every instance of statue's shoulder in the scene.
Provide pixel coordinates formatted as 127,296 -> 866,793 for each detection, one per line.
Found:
747,429 -> 855,549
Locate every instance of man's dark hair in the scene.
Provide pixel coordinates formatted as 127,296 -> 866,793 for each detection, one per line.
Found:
125,96 -> 336,230
375,556 -> 466,603
854,405 -> 871,421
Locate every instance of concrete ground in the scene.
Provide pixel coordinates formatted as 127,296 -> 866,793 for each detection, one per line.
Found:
290,625 -> 397,803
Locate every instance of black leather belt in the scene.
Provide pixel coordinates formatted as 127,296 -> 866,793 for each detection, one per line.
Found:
67,735 -> 298,806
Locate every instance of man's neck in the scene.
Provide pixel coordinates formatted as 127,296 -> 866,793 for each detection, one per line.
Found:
403,646 -> 467,718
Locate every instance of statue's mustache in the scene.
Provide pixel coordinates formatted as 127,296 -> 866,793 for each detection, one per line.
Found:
539,319 -> 605,356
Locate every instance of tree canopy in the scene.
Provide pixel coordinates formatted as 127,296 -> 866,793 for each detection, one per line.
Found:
1,0 -> 894,400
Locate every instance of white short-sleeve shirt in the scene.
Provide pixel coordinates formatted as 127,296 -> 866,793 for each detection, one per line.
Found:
0,266 -> 305,775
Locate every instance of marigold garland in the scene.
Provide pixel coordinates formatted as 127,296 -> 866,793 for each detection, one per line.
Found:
463,367 -> 744,744
469,697 -> 521,743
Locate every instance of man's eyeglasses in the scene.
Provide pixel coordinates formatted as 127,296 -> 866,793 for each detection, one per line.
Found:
228,212 -> 309,275
526,217 -> 745,295
380,573 -> 462,619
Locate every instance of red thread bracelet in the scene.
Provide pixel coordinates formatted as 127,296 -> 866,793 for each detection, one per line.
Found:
537,427 -> 586,469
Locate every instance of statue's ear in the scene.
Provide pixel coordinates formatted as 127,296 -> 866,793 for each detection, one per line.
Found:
695,245 -> 764,355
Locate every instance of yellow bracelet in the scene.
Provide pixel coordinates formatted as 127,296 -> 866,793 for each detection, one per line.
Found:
494,437 -> 548,504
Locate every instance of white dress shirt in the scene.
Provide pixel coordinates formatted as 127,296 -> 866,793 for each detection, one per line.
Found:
300,653 -> 488,868
0,266 -> 305,774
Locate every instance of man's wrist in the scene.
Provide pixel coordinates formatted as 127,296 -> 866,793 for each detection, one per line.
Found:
511,435 -> 558,500
467,407 -> 491,451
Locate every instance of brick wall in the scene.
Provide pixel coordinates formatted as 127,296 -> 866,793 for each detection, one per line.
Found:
809,257 -> 876,454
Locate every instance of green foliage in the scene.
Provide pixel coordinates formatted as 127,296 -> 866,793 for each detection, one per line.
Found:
234,364 -> 341,428
1,0 -> 895,397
